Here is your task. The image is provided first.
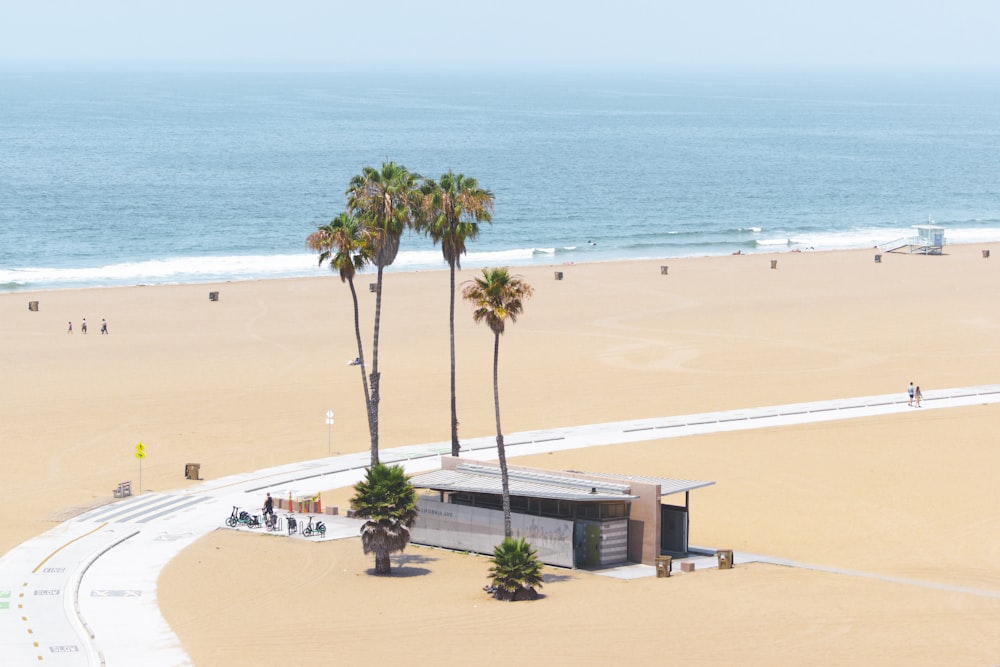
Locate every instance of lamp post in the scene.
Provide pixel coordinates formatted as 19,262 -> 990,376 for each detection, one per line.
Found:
325,410 -> 334,455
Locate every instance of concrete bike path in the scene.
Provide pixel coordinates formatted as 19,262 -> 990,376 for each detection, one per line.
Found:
2,384 -> 999,665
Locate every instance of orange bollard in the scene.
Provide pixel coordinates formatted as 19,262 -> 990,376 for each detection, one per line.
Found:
316,493 -> 322,514
288,491 -> 293,513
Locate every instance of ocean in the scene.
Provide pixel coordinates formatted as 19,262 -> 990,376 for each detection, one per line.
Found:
2,68 -> 1000,292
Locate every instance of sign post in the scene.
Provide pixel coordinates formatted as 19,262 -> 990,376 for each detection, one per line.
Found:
325,410 -> 334,455
135,442 -> 146,493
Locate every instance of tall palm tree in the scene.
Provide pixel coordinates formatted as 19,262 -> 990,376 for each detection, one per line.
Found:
351,463 -> 419,575
418,172 -> 495,457
306,212 -> 375,447
346,161 -> 421,466
462,267 -> 534,538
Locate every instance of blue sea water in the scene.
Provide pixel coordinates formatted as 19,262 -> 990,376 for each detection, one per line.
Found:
2,69 -> 1000,292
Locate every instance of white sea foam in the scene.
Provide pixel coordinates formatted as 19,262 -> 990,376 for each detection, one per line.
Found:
0,254 -> 321,288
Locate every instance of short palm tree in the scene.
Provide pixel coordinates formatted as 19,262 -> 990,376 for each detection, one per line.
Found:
346,161 -> 421,466
307,212 -> 375,445
462,267 -> 534,538
418,172 -> 495,457
488,537 -> 544,601
351,463 -> 419,575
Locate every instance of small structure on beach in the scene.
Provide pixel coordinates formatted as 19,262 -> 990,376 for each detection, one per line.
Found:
408,457 -> 714,569
878,222 -> 946,255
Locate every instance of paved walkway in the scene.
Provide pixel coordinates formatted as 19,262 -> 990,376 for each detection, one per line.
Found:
2,385 -> 998,665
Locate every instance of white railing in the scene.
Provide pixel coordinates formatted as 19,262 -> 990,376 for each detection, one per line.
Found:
878,237 -> 911,252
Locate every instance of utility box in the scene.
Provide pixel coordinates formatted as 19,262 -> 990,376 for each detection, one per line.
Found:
655,555 -> 672,578
716,549 -> 734,569
185,463 -> 201,480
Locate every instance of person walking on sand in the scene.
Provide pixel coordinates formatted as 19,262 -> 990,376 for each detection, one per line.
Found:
914,385 -> 923,408
100,318 -> 108,335
81,318 -> 87,334
908,381 -> 915,407
67,321 -> 73,334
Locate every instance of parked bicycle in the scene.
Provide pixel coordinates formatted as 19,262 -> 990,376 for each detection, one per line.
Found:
302,515 -> 326,538
225,506 -> 255,528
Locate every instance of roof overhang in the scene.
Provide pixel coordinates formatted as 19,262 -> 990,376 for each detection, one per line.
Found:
408,463 -> 713,503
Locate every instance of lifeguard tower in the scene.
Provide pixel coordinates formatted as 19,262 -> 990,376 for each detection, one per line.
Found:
878,221 -> 946,255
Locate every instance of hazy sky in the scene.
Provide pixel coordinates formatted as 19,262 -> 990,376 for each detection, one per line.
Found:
1,0 -> 997,70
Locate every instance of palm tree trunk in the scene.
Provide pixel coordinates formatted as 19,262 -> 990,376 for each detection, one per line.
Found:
375,550 -> 392,575
369,265 -> 385,467
493,332 -> 512,538
347,277 -> 374,443
449,261 -> 460,456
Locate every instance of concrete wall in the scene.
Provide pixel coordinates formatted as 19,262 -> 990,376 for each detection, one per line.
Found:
624,480 -> 661,565
411,496 -> 575,568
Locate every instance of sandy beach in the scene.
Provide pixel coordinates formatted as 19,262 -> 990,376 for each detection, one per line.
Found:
2,245 -> 999,666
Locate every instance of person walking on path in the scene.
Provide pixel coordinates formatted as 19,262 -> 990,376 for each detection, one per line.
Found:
263,492 -> 275,530
81,318 -> 87,334
908,382 -> 915,407
915,385 -> 923,407
100,318 -> 108,335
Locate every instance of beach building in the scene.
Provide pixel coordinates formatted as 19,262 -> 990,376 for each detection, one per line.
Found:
878,223 -> 947,255
408,456 -> 714,569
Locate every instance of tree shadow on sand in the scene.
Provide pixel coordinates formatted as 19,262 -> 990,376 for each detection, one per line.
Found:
363,552 -> 438,577
364,566 -> 431,577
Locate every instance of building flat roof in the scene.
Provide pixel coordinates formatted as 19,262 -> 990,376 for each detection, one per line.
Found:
408,463 -> 713,502
569,471 -> 716,497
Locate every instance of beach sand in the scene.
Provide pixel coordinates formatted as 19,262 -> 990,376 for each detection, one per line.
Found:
2,245 -> 999,665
